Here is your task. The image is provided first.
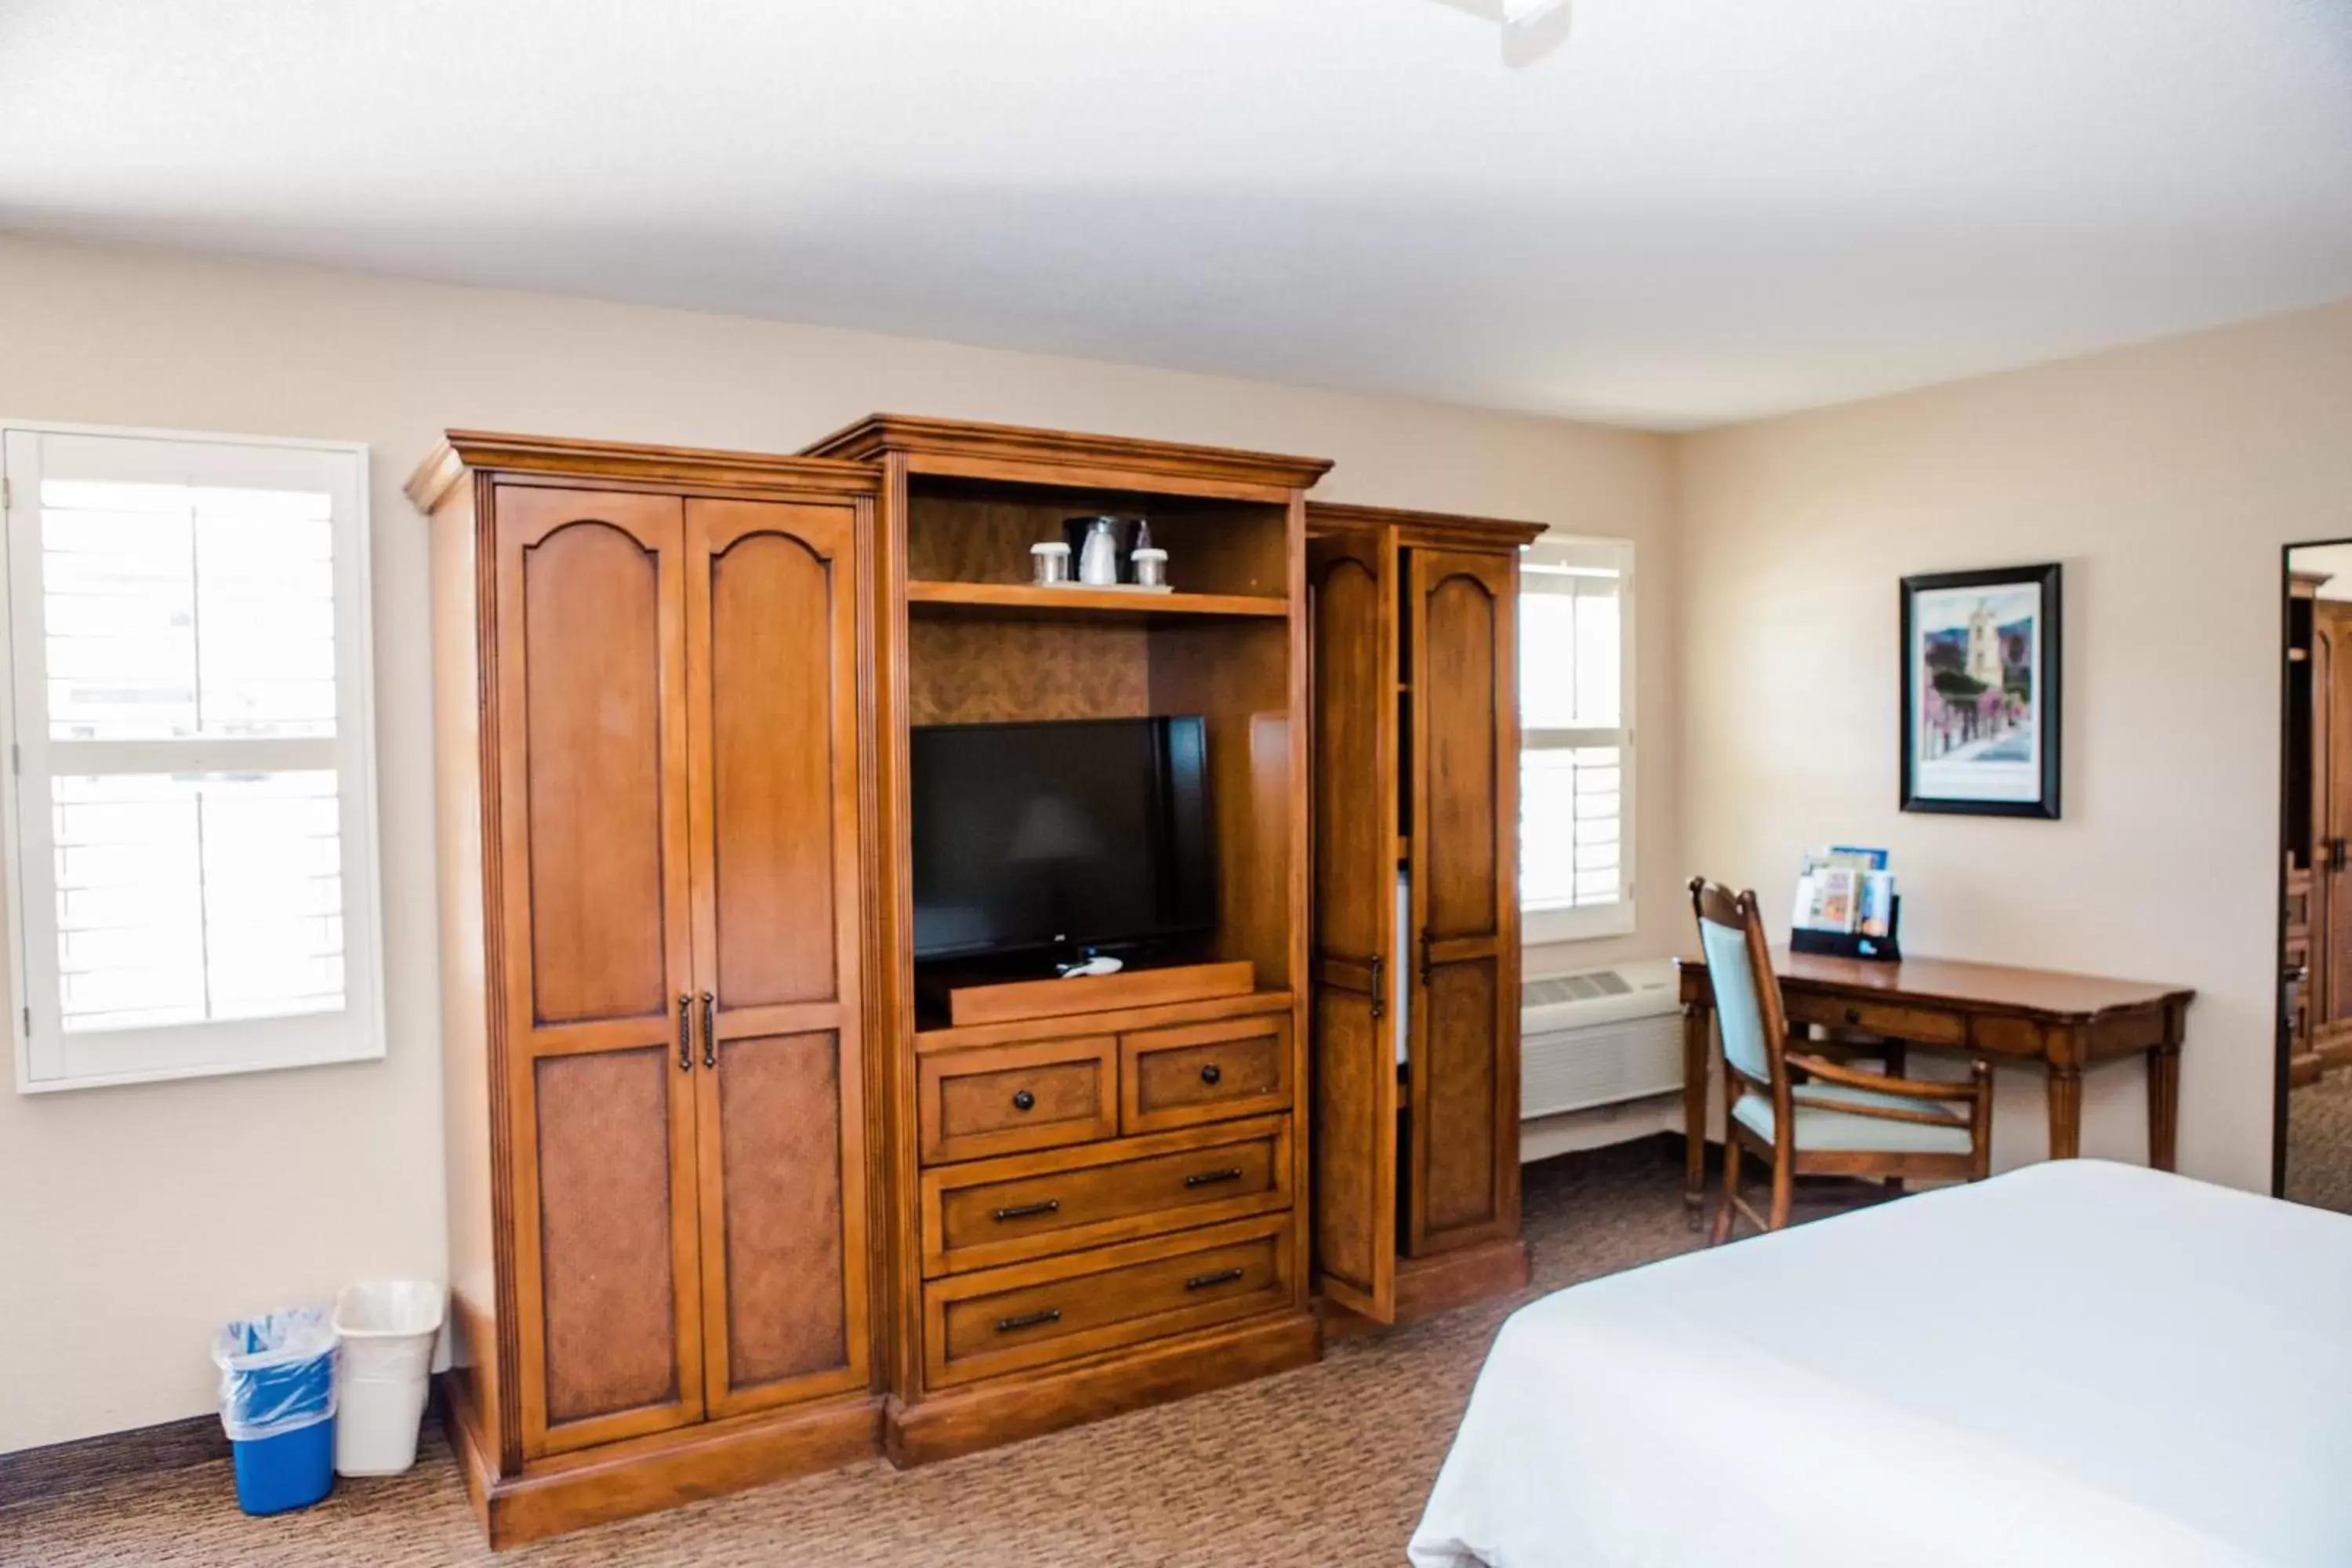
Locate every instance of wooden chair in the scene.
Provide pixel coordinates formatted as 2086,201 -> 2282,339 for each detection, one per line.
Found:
1689,877 -> 1994,1242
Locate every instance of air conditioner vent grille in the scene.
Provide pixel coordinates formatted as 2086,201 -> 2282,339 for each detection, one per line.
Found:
1519,957 -> 1682,1120
1524,970 -> 1633,1007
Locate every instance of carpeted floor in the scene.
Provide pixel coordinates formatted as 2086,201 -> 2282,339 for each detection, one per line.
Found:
2285,1068 -> 2352,1214
0,1140 -> 1722,1567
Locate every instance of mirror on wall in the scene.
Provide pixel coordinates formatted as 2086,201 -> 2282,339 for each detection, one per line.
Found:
2279,542 -> 2352,1212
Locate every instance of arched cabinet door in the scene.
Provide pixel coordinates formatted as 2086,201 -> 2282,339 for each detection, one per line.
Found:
684,495 -> 872,1418
1306,528 -> 1399,1324
492,486 -> 705,1459
1405,548 -> 1522,1256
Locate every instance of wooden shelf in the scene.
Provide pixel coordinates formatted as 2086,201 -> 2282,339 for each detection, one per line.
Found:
906,580 -> 1288,622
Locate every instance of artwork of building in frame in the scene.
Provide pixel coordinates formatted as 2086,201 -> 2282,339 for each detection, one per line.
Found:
1900,562 -> 2061,818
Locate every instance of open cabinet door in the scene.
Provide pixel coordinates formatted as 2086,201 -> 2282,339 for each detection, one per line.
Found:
1406,547 -> 1520,1255
1307,528 -> 1400,1322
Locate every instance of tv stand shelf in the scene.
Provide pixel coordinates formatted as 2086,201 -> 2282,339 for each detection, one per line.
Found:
906,580 -> 1288,622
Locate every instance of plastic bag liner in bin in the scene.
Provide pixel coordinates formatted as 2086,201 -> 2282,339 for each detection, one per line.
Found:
212,1305 -> 338,1515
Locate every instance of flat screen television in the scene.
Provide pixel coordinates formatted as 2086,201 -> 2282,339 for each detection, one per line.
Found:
909,716 -> 1215,965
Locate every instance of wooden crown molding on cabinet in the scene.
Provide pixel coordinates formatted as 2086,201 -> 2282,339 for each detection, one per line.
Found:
405,430 -> 882,513
1305,501 -> 1548,553
800,413 -> 1333,499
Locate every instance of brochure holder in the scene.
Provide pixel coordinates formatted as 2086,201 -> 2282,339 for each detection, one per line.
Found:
1790,897 -> 1902,963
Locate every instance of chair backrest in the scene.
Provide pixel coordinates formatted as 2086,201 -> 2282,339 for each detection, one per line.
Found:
1687,877 -> 1789,1098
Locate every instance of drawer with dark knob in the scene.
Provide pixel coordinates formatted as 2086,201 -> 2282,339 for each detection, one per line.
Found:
916,1035 -> 1118,1165
919,1116 -> 1293,1277
1782,994 -> 1965,1047
1120,1014 -> 1292,1134
924,1215 -> 1292,1388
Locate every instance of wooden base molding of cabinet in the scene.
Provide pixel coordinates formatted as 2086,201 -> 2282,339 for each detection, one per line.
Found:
1318,1237 -> 1531,1343
881,1310 -> 1319,1468
440,1374 -> 882,1550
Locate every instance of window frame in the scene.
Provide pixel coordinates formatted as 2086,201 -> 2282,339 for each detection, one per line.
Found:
1520,532 -> 1635,946
0,421 -> 385,1093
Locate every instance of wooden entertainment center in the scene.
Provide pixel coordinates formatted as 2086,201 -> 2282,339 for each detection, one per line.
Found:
409,418 -> 1541,1546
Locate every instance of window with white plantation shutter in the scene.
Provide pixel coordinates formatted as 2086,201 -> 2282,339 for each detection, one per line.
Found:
2,426 -> 383,1091
1520,534 -> 1634,942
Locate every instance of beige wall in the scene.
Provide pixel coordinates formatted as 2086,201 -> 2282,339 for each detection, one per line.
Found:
0,234 -> 1677,1450
1677,298 -> 2352,1190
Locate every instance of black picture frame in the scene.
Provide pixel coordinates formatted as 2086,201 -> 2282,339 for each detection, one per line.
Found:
1899,562 -> 2062,818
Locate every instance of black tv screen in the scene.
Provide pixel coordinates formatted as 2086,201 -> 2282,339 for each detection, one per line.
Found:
909,717 -> 1215,964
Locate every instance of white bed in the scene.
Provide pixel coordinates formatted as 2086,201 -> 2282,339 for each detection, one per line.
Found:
1410,1160 -> 2352,1568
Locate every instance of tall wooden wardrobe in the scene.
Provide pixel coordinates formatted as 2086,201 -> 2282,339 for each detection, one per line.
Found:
407,434 -> 885,1545
1306,503 -> 1542,1325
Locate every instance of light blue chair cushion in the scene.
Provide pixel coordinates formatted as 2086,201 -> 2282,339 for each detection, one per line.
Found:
1733,1082 -> 1973,1155
1698,916 -> 1773,1084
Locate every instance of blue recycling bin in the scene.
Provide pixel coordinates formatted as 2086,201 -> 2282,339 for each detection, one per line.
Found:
212,1307 -> 338,1515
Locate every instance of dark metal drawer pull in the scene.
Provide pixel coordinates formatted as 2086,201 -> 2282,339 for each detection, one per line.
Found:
1011,1089 -> 1036,1112
1182,1167 -> 1243,1189
994,1308 -> 1062,1334
1199,1063 -> 1223,1086
992,1199 -> 1061,1222
1185,1268 -> 1246,1291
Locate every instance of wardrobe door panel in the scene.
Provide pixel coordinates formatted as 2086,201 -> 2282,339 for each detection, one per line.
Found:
686,496 -> 871,1417
1306,530 -> 1398,1322
713,1029 -> 851,1390
1421,569 -> 1501,938
1406,547 -> 1519,1256
493,485 -> 703,1458
1418,956 -> 1503,1232
520,514 -> 673,1025
709,526 -> 840,1007
535,1047 -> 688,1424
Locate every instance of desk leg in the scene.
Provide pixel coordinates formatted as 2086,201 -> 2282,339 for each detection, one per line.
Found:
1682,1004 -> 1709,1220
2046,1062 -> 2083,1160
2147,1043 -> 2181,1171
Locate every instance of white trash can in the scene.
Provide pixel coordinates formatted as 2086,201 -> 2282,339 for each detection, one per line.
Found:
331,1281 -> 444,1477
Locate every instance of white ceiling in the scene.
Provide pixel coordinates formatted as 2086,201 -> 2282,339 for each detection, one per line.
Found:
3,0 -> 2349,429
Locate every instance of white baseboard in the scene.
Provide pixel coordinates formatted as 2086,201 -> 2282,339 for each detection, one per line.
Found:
1519,1091 -> 1685,1163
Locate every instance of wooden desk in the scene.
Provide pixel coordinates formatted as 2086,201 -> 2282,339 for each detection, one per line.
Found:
1675,951 -> 2194,1214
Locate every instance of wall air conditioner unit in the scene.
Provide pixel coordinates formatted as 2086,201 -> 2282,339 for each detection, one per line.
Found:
1520,957 -> 1682,1119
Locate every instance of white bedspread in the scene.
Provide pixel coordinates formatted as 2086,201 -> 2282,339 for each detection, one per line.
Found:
1410,1160 -> 2352,1568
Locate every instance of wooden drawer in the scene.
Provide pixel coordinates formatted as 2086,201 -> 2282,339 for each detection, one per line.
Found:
923,1217 -> 1293,1388
1119,1014 -> 1292,1134
917,1036 -> 1118,1165
1784,993 -> 1965,1047
919,1116 -> 1293,1278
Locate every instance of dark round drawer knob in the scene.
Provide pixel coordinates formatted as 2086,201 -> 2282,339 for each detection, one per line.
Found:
1012,1089 -> 1036,1112
1200,1064 -> 1222,1086
1844,1007 -> 1861,1025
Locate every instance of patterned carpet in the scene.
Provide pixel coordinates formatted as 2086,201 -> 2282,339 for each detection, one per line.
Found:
2286,1069 -> 2352,1214
0,1140 -> 1715,1567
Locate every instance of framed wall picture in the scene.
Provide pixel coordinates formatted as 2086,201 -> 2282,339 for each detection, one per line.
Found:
1900,562 -> 2062,818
